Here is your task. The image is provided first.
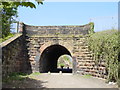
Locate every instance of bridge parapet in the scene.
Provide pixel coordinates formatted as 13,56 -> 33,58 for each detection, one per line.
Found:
25,24 -> 91,36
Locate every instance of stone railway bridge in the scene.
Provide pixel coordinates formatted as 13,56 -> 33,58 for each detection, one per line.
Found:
25,23 -> 91,73
2,23 -> 107,79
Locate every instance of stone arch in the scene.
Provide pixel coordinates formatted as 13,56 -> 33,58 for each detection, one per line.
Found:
39,44 -> 72,73
40,42 -> 73,56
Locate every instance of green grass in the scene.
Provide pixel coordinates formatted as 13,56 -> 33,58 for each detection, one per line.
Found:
2,72 -> 28,83
0,33 -> 14,43
59,63 -> 65,67
29,72 -> 41,75
2,72 -> 41,83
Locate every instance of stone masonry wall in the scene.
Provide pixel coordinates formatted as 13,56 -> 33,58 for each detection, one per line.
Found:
1,34 -> 32,77
25,23 -> 107,79
73,36 -> 107,79
25,24 -> 91,36
25,36 -> 74,72
25,35 -> 107,79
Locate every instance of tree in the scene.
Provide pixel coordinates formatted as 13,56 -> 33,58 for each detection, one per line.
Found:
0,1 -> 43,38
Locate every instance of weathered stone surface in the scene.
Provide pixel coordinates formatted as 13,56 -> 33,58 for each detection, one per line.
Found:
2,34 -> 32,77
25,24 -> 91,36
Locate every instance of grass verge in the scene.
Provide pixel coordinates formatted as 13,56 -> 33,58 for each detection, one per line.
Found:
2,72 -> 41,83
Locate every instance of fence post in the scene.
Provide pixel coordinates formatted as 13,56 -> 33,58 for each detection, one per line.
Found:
19,22 -> 24,33
16,21 -> 19,33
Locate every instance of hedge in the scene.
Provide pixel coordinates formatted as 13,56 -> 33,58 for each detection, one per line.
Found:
87,29 -> 119,84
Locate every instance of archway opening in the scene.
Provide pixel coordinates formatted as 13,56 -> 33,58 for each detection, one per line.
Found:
39,44 -> 72,73
57,55 -> 72,73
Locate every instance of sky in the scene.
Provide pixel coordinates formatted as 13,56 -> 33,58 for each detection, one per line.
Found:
17,2 -> 118,32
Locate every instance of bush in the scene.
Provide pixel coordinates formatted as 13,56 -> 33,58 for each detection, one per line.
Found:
87,29 -> 119,82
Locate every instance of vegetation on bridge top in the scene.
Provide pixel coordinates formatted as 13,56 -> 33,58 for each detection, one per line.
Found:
0,33 -> 14,43
0,33 -> 22,47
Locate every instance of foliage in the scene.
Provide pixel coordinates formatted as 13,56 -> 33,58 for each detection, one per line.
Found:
118,61 -> 120,87
118,75 -> 120,87
55,32 -> 60,35
79,34 -> 83,38
64,55 -> 70,61
1,2 -> 17,38
87,29 -> 119,82
88,22 -> 94,34
0,33 -> 14,43
60,63 -> 65,67
57,55 -> 72,68
0,1 -> 43,38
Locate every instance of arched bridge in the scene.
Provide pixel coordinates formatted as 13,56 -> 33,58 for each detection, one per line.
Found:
23,23 -> 93,74
2,23 -> 107,79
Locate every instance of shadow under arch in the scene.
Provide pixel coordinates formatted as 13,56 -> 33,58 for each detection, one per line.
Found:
39,44 -> 72,73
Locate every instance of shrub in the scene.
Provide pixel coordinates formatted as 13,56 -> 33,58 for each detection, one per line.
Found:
87,29 -> 119,82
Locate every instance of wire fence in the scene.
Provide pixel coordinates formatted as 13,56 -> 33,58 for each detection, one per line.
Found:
10,22 -> 23,33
